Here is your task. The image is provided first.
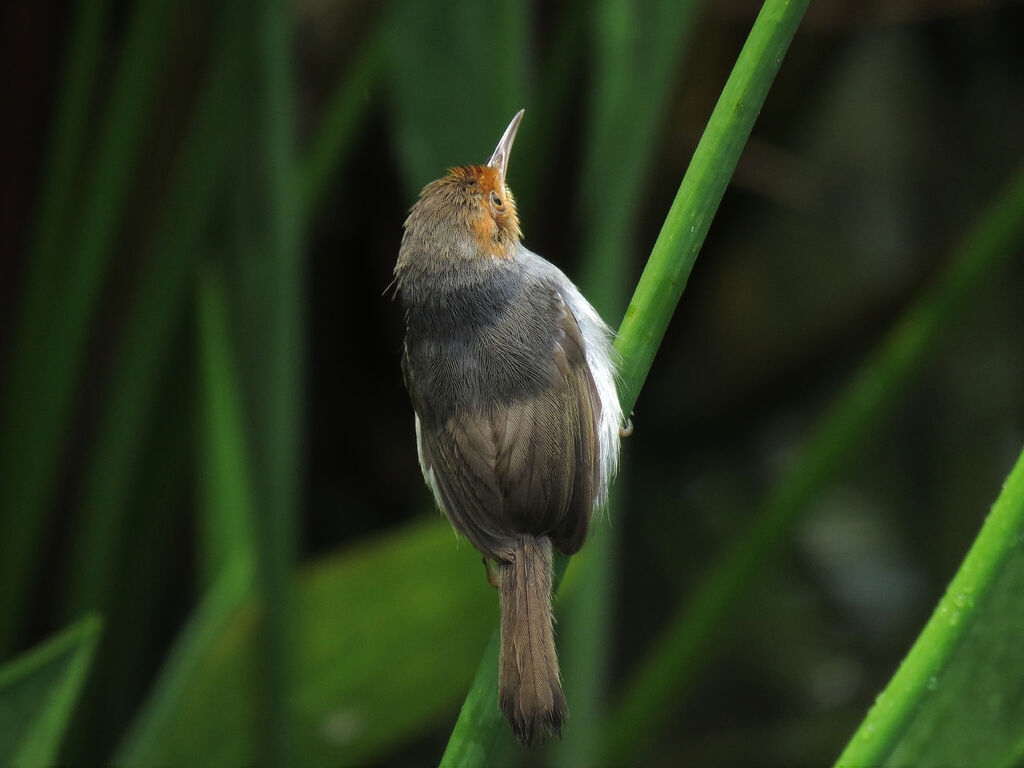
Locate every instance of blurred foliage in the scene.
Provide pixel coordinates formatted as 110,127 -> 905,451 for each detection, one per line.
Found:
841,442 -> 1024,766
115,518 -> 495,767
1,0 -> 1023,766
0,616 -> 100,768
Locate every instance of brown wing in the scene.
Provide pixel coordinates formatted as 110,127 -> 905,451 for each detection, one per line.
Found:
416,293 -> 601,560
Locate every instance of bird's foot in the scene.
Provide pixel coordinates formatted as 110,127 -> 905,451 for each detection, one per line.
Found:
483,557 -> 500,589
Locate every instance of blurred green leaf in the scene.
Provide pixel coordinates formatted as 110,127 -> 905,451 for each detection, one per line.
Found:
61,40 -> 239,621
196,264 -> 258,588
608,158 -> 1024,763
117,18 -> 388,763
300,24 -> 388,220
577,0 -> 701,317
837,443 -> 1024,766
58,375 -> 192,767
116,518 -> 496,767
113,558 -> 252,767
0,0 -> 174,653
388,0 -> 528,196
19,0 -> 111,336
239,1 -> 304,763
0,616 -> 101,768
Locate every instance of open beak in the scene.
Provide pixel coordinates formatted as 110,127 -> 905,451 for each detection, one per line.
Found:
486,109 -> 524,186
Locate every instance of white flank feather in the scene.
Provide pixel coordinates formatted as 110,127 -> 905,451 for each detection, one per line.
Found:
517,248 -> 623,509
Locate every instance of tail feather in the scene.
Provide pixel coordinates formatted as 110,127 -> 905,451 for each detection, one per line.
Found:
498,534 -> 566,745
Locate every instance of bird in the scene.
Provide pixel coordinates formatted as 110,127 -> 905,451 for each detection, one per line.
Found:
394,109 -> 622,745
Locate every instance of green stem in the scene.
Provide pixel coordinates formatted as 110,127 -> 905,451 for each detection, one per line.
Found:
439,1 -> 809,763
615,0 -> 809,413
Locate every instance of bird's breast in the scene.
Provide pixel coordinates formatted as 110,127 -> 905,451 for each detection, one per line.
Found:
402,269 -> 563,425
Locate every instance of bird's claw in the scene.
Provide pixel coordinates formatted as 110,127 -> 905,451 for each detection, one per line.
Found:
483,557 -> 500,589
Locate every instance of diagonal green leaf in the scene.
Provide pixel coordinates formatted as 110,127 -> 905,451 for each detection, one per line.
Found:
608,159 -> 1024,763
612,0 -> 809,415
299,24 -> 388,221
112,558 -> 252,767
577,0 -> 702,318
116,249 -> 257,768
837,442 -> 1024,766
439,1 -> 810,764
57,370 -> 193,767
0,616 -> 102,768
115,519 -> 496,767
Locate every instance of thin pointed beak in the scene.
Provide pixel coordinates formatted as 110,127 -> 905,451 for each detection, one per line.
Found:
486,109 -> 524,186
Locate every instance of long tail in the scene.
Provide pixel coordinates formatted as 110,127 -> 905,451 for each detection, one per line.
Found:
498,534 -> 566,745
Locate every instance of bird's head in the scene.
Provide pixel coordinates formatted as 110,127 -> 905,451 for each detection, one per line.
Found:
398,110 -> 525,276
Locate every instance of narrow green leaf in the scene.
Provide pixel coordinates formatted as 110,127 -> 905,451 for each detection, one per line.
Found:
61,44 -> 239,620
113,558 -> 252,766
57,373 -> 192,767
115,519 -> 496,767
577,0 -> 701,317
0,0 -> 174,653
0,616 -> 102,768
299,25 -> 388,220
196,264 -> 258,587
440,1 -> 809,763
61,0 -> 377,618
114,24 -> 385,764
836,444 -> 1024,766
388,0 -> 528,196
607,159 -> 1024,763
248,2 -> 303,764
17,0 -> 111,349
831,180 -> 1024,765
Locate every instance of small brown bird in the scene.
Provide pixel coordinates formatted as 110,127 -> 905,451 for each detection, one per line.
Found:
395,110 -> 622,745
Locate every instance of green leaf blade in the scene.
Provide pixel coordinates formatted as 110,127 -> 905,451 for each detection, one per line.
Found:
116,519 -> 496,767
0,616 -> 102,768
0,0 -> 175,654
607,160 -> 1024,764
837,445 -> 1024,767
61,45 -> 240,620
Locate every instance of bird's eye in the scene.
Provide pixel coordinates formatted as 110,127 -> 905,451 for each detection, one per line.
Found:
489,190 -> 504,210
